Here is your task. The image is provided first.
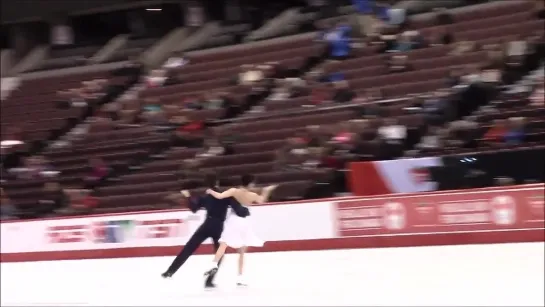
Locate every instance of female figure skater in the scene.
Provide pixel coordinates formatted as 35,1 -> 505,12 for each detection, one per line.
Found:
204,174 -> 277,286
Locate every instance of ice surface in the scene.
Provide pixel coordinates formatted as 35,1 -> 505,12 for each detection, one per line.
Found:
1,242 -> 544,306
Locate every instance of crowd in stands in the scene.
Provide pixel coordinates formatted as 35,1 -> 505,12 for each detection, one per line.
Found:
1,0 -> 544,220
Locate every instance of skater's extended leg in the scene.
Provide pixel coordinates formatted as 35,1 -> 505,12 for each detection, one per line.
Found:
205,237 -> 224,287
162,229 -> 206,277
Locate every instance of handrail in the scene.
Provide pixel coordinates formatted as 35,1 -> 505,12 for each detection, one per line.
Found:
210,97 -> 406,126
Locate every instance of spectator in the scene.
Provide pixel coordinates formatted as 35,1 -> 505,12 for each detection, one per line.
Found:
480,66 -> 502,86
330,122 -> 356,147
309,84 -> 330,105
117,100 -> 142,124
15,157 -> 41,179
146,69 -> 168,88
416,125 -> 446,151
507,35 -> 528,57
483,119 -> 507,144
268,80 -> 292,101
460,65 -> 482,85
163,53 -> 189,69
395,32 -> 415,52
34,155 -> 57,178
80,193 -> 99,212
407,30 -> 426,49
0,188 -> 17,220
142,99 -> 168,125
422,90 -> 449,125
383,3 -> 406,27
482,43 -> 504,69
377,117 -> 406,158
504,117 -> 525,145
379,31 -> 398,52
84,157 -> 109,188
237,64 -> 264,86
352,0 -> 375,37
285,77 -> 307,96
62,189 -> 96,214
177,118 -> 204,135
324,22 -> 352,60
447,118 -> 479,148
332,80 -> 356,103
320,145 -> 345,169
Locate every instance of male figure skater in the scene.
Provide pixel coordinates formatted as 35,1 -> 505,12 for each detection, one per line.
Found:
161,172 -> 249,288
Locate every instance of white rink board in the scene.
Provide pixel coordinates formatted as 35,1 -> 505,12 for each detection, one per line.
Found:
1,243 -> 544,306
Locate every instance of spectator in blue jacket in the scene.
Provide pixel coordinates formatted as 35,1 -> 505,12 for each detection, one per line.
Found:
324,23 -> 352,60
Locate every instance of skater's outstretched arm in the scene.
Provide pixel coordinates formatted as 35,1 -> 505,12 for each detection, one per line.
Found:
182,190 -> 204,213
255,185 -> 278,204
206,188 -> 236,199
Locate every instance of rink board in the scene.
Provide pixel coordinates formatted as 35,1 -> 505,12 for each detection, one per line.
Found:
1,184 -> 544,262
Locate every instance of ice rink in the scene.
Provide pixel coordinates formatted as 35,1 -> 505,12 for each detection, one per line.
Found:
1,242 -> 544,306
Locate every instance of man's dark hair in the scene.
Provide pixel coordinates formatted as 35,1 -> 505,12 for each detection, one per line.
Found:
204,172 -> 218,188
241,174 -> 255,187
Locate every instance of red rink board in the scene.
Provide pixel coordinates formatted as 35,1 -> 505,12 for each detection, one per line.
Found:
1,185 -> 544,263
2,229 -> 543,263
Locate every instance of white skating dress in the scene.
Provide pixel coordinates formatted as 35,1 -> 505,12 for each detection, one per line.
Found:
219,207 -> 264,249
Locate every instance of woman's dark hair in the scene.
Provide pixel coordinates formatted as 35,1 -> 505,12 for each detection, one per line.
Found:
241,174 -> 255,187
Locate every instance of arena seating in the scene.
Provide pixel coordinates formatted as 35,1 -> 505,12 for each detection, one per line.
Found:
88,1 -> 544,212
1,0 -> 544,218
31,45 -> 103,71
1,71 -> 107,149
0,66 -> 141,209
106,37 -> 159,63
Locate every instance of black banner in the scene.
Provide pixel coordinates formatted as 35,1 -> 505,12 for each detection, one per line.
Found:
430,147 -> 545,190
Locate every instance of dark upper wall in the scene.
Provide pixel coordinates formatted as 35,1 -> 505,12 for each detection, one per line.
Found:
0,0 -> 163,24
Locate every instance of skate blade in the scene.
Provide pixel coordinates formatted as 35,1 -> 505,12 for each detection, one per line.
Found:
204,267 -> 218,277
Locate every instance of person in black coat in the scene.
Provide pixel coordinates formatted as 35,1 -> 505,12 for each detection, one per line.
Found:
161,172 -> 249,288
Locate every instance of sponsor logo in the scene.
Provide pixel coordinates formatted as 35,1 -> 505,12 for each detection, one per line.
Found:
135,218 -> 187,239
490,195 -> 516,225
415,202 -> 435,225
439,200 -> 489,225
47,225 -> 88,244
382,202 -> 405,230
90,220 -> 135,243
47,218 -> 187,245
410,167 -> 430,184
